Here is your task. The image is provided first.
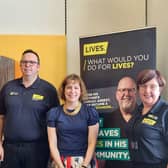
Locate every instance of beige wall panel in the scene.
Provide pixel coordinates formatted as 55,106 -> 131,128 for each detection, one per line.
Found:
147,0 -> 168,99
67,0 -> 146,74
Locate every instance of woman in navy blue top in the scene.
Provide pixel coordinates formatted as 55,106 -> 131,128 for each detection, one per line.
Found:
47,74 -> 99,168
126,69 -> 168,168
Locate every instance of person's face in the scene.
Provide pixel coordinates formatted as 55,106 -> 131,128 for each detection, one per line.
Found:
64,80 -> 81,104
138,78 -> 160,108
116,77 -> 137,113
20,52 -> 40,77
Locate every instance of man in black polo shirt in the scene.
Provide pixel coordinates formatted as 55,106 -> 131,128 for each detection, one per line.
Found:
0,49 -> 60,168
98,76 -> 137,168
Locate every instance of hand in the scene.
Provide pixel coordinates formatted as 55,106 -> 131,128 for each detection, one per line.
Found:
0,143 -> 4,161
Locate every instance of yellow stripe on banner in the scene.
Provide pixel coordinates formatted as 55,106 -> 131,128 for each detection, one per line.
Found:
83,41 -> 108,56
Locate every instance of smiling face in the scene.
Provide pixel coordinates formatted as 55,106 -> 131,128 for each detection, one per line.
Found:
64,80 -> 81,104
138,77 -> 161,108
116,77 -> 137,113
20,52 -> 40,78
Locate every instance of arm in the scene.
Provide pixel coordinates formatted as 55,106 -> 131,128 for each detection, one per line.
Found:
0,115 -> 5,161
82,123 -> 99,167
47,127 -> 64,168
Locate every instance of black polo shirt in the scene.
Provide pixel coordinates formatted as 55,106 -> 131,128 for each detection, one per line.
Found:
127,98 -> 168,164
0,77 -> 59,142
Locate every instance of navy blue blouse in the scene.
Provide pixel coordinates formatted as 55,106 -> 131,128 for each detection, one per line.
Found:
47,104 -> 99,156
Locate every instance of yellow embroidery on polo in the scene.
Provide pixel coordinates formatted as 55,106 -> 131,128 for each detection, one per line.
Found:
142,118 -> 156,126
32,94 -> 44,101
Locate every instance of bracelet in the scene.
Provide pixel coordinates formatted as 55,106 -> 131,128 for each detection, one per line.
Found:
81,165 -> 87,168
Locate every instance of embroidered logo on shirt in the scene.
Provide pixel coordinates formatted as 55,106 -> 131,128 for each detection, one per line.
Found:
32,94 -> 44,101
142,118 -> 156,125
147,114 -> 158,120
9,92 -> 19,96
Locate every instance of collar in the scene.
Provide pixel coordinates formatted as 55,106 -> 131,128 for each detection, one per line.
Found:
19,76 -> 41,89
138,97 -> 166,114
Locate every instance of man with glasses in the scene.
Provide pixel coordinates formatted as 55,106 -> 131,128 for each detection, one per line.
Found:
98,76 -> 137,168
115,77 -> 137,123
0,49 -> 60,168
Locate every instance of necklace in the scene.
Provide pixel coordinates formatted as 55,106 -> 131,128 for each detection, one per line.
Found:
63,102 -> 82,116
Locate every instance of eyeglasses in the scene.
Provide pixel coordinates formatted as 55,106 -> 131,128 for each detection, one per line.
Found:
20,60 -> 38,66
117,88 -> 136,94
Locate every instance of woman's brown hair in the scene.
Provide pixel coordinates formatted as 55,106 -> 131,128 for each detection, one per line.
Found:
136,69 -> 166,89
59,74 -> 87,102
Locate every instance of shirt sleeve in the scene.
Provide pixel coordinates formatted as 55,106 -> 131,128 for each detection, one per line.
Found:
47,106 -> 61,127
162,107 -> 168,144
87,106 -> 99,126
47,85 -> 60,108
0,85 -> 6,115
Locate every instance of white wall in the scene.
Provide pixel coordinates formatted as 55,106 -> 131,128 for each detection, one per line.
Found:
67,0 -> 146,75
0,0 -> 65,34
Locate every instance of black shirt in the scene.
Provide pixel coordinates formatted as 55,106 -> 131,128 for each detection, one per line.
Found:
126,98 -> 168,164
0,77 -> 60,142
